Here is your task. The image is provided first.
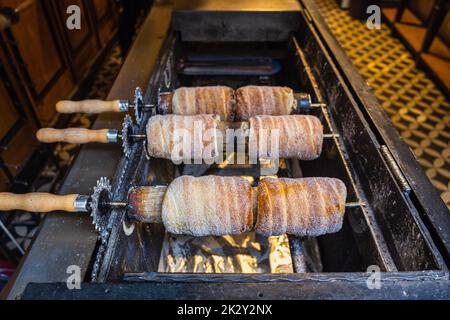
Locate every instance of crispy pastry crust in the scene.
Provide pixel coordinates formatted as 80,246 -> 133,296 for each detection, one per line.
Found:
172,86 -> 236,121
146,114 -> 221,162
255,177 -> 347,237
235,86 -> 296,120
249,115 -> 323,160
127,186 -> 167,223
162,176 -> 254,236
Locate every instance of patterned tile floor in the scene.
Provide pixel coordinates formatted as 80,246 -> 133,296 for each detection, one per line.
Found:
316,0 -> 450,210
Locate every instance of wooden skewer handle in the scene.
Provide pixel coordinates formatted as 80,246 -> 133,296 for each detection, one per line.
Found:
36,128 -> 112,144
56,100 -> 126,114
0,193 -> 80,212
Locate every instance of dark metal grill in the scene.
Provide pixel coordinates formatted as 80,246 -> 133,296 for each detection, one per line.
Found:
91,30 -> 446,283
15,0 -> 450,300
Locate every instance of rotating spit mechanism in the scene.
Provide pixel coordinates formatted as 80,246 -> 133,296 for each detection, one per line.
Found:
37,85 -> 334,165
0,175 -> 364,238
20,85 -> 361,241
53,86 -> 327,123
36,114 -> 337,164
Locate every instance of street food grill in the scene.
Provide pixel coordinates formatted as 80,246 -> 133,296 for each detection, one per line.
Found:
3,0 -> 449,300
0,175 -> 355,237
54,86 -> 325,123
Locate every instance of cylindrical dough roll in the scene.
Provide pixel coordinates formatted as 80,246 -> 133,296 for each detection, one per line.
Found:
162,176 -> 254,236
146,114 -> 221,162
235,86 -> 296,120
249,115 -> 323,160
255,177 -> 347,237
172,86 -> 236,121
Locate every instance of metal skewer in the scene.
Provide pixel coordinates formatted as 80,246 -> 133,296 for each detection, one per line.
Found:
345,202 -> 367,208
294,93 -> 327,110
0,176 -> 368,239
56,88 -> 327,122
106,201 -> 128,208
309,103 -> 327,108
37,113 -> 342,161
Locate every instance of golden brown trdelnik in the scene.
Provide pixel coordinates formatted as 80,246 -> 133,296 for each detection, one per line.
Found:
170,85 -> 301,120
127,176 -> 348,237
127,186 -> 167,223
146,114 -> 221,163
255,177 -> 347,237
172,86 -> 236,121
249,115 -> 323,160
162,175 -> 254,237
235,86 -> 296,120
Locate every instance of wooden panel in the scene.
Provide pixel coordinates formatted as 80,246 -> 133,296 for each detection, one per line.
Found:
0,79 -> 19,140
2,122 -> 39,176
1,0 -> 66,97
0,30 -> 39,177
57,0 -> 92,53
38,67 -> 74,125
54,0 -> 101,81
91,0 -> 117,46
93,0 -> 110,21
0,0 -> 75,124
0,169 -> 8,191
0,0 -> 116,125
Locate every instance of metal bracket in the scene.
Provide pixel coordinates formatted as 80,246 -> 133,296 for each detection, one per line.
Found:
380,145 -> 411,195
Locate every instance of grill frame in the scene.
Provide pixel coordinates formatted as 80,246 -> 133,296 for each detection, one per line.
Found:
92,7 -> 447,283
22,272 -> 450,300
9,0 -> 449,300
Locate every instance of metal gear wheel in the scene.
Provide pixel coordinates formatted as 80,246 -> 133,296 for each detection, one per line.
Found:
122,115 -> 134,159
90,177 -> 112,235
